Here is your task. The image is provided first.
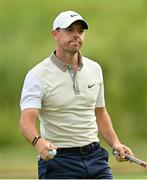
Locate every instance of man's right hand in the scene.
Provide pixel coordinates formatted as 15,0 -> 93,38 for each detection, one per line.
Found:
35,138 -> 57,160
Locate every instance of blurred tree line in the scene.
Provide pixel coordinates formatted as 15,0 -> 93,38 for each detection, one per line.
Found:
0,0 -> 147,147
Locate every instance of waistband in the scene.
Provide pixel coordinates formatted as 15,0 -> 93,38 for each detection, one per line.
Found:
57,142 -> 100,155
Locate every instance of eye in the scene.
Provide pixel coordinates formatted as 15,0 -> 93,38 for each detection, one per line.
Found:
79,29 -> 84,33
68,28 -> 73,31
65,27 -> 73,32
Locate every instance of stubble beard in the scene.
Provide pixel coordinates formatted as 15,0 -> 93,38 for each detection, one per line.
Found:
67,41 -> 82,54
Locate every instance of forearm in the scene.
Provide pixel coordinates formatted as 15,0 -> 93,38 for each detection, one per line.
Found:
19,108 -> 57,160
19,109 -> 39,144
96,107 -> 134,160
96,107 -> 121,148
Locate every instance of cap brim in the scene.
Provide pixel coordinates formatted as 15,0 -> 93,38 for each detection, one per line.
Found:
59,18 -> 88,30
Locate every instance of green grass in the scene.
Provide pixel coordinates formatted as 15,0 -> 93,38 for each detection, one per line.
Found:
0,145 -> 37,178
0,143 -> 147,179
110,156 -> 147,179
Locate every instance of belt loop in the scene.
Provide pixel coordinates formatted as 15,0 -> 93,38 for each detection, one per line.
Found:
91,143 -> 94,150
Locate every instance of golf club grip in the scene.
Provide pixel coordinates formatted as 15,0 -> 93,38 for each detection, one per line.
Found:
113,150 -> 147,168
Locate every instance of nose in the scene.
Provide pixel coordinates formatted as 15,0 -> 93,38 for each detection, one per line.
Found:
73,30 -> 80,37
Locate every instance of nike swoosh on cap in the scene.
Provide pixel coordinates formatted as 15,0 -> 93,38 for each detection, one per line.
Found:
70,14 -> 78,17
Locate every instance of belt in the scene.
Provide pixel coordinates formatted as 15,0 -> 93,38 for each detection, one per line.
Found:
57,142 -> 100,155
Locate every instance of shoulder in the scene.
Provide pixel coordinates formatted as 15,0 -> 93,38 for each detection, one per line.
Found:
82,56 -> 102,72
31,57 -> 50,73
28,56 -> 53,80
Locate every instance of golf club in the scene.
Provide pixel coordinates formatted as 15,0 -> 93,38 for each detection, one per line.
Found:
113,150 -> 147,168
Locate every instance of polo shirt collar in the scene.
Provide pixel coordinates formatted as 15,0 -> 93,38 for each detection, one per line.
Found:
50,51 -> 83,72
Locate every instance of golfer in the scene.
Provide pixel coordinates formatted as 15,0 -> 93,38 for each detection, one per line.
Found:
19,10 -> 133,179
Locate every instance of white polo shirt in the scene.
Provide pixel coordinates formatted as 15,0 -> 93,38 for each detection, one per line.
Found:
20,52 -> 105,147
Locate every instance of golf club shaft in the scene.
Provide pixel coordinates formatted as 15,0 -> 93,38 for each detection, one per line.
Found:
113,150 -> 147,168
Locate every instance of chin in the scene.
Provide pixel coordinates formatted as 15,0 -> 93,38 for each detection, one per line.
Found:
72,46 -> 81,51
68,49 -> 78,54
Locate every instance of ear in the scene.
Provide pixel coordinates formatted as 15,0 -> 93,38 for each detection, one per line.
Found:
52,30 -> 58,41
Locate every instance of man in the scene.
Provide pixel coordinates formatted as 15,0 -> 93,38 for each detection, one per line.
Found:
19,10 -> 133,179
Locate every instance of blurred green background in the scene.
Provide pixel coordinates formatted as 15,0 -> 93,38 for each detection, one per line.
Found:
0,0 -> 147,178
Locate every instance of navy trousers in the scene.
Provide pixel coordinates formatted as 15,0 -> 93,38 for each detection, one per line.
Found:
38,144 -> 113,179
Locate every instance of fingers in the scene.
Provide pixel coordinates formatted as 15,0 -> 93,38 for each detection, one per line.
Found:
112,143 -> 125,160
118,148 -> 125,159
49,143 -> 57,150
43,143 -> 57,160
35,138 -> 57,160
123,145 -> 134,157
42,143 -> 57,160
112,143 -> 133,162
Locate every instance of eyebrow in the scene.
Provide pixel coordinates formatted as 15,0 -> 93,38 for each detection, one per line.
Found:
68,24 -> 85,29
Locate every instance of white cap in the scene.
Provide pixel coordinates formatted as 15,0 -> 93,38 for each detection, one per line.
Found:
53,10 -> 88,30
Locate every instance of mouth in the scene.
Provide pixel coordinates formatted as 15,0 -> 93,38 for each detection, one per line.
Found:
70,40 -> 81,45
71,40 -> 80,43
71,42 -> 81,49
68,40 -> 82,50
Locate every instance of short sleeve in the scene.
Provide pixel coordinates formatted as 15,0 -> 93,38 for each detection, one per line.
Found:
96,66 -> 105,107
20,71 -> 43,111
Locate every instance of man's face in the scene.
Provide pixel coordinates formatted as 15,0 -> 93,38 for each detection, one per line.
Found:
53,21 -> 85,54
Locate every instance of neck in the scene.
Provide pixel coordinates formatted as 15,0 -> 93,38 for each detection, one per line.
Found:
55,49 -> 79,67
